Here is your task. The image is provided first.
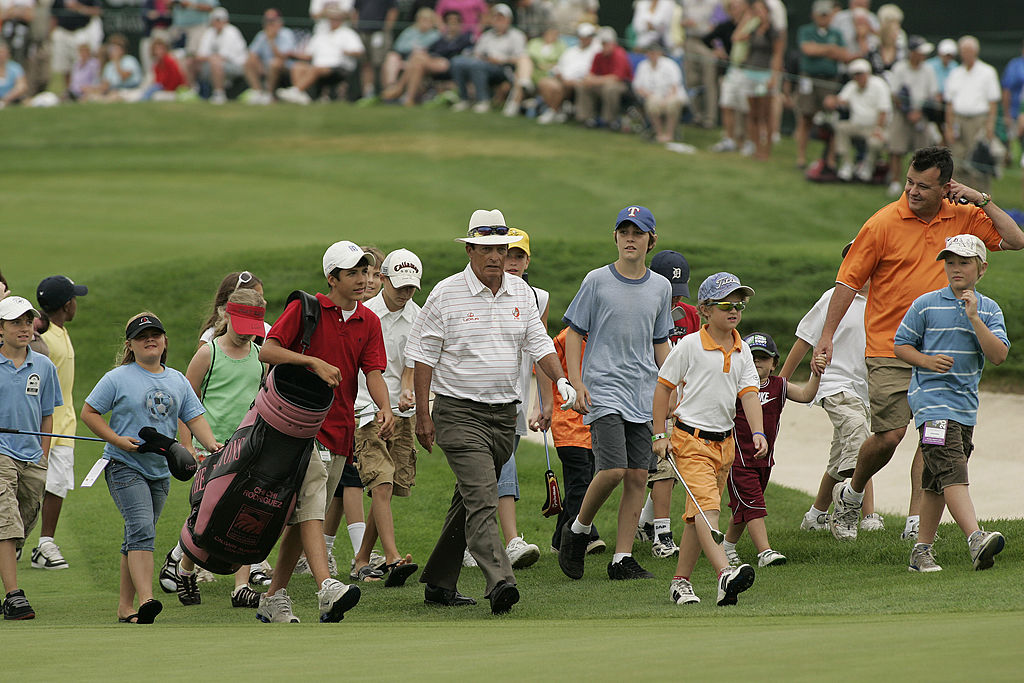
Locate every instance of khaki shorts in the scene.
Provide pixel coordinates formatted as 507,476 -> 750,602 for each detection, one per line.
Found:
0,454 -> 47,543
355,416 -> 417,496
670,431 -> 734,522
795,76 -> 839,118
822,391 -> 870,479
920,420 -> 973,493
888,112 -> 932,155
288,449 -> 329,525
866,357 -> 913,433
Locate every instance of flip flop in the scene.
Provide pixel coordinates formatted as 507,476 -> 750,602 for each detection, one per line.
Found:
350,564 -> 384,582
118,613 -> 139,623
384,556 -> 419,588
137,599 -> 163,624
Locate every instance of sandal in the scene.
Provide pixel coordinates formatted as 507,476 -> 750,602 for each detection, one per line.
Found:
384,555 -> 419,588
349,563 -> 384,582
137,599 -> 163,624
118,613 -> 139,623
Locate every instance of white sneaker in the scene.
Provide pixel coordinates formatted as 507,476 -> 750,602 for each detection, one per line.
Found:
502,99 -> 519,117
318,579 -> 361,622
670,577 -> 700,605
837,163 -> 854,182
276,86 -> 311,105
829,482 -> 861,541
740,140 -> 756,157
901,518 -> 920,541
968,530 -> 1005,571
800,510 -> 829,531
651,533 -> 679,559
756,549 -> 787,567
159,550 -> 180,592
472,101 -> 490,114
716,564 -> 755,606
506,536 -> 541,569
710,137 -> 736,152
724,545 -> 742,567
256,589 -> 300,623
887,181 -> 903,196
31,540 -> 69,570
462,549 -> 478,568
294,554 -> 312,575
451,99 -> 471,112
860,513 -> 885,531
908,544 -> 942,573
327,552 -> 338,577
209,90 -> 227,105
537,108 -> 557,125
369,550 -> 386,570
855,163 -> 874,183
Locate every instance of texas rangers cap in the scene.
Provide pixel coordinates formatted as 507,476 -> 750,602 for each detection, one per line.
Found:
615,205 -> 656,233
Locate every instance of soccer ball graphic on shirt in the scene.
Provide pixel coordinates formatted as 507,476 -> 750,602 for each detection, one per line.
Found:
146,389 -> 175,419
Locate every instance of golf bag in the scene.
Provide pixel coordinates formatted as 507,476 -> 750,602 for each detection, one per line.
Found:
180,291 -> 332,573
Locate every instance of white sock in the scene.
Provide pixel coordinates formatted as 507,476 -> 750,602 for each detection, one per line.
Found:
723,540 -> 737,555
38,536 -> 54,546
324,534 -> 336,551
171,543 -> 184,561
347,522 -> 365,554
654,518 -> 671,537
809,506 -> 827,517
612,552 -> 630,563
570,517 -> 592,535
845,483 -> 865,504
179,567 -> 195,577
905,515 -> 920,533
638,494 -> 655,526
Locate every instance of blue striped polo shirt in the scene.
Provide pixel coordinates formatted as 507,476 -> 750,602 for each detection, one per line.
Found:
894,286 -> 1009,427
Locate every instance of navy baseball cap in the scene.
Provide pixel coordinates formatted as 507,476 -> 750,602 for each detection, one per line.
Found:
615,205 -> 656,233
126,314 -> 165,340
650,250 -> 691,298
697,272 -> 755,302
744,332 -> 778,358
37,275 -> 88,311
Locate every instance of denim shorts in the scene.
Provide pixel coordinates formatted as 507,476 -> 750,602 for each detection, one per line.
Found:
497,435 -> 521,500
105,459 -> 170,554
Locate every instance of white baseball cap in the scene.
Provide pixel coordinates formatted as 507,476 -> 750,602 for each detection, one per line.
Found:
455,209 -> 524,246
381,249 -> 423,289
937,234 -> 987,262
848,58 -> 871,75
210,7 -> 228,21
0,296 -> 40,321
937,39 -> 958,56
323,240 -> 375,277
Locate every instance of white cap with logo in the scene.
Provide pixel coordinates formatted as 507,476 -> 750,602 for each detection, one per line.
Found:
937,234 -> 987,262
323,240 -> 374,277
0,296 -> 40,321
381,249 -> 423,289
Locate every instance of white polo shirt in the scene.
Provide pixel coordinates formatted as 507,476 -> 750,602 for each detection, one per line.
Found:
633,56 -> 684,99
197,24 -> 249,68
309,24 -> 363,70
657,326 -> 759,433
407,263 -> 555,405
837,74 -> 892,126
795,287 -> 870,406
945,60 -> 1000,116
354,291 -> 421,425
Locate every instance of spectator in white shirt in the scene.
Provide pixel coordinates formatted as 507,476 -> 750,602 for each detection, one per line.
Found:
885,36 -> 939,195
535,21 -> 599,124
450,3 -> 526,113
633,40 -> 687,143
944,35 -> 1001,192
630,0 -> 675,51
192,7 -> 247,104
833,58 -> 892,182
277,4 -> 365,105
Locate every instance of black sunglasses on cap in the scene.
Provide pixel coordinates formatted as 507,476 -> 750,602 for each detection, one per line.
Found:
468,226 -> 510,237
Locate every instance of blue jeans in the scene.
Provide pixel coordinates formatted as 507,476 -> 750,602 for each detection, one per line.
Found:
497,435 -> 521,500
450,55 -> 509,102
105,460 -> 170,554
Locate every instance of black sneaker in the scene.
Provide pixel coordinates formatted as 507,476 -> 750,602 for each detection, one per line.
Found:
231,585 -> 262,608
158,549 -> 180,593
607,556 -> 655,580
3,589 -> 35,620
177,572 -> 202,606
558,526 -> 588,580
635,522 -> 655,543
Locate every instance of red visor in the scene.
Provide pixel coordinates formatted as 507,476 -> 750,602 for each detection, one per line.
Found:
226,302 -> 266,336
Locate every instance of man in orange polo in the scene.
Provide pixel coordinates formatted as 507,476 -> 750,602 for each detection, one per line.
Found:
813,146 -> 1024,541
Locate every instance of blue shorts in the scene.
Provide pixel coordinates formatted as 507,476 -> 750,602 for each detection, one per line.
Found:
497,435 -> 521,500
105,460 -> 170,554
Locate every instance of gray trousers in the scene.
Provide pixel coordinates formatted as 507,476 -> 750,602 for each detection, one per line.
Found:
420,395 -> 516,597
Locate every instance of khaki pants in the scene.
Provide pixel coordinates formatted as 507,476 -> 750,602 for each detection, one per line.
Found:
835,120 -> 887,170
683,37 -> 718,126
951,113 -> 991,192
575,79 -> 628,123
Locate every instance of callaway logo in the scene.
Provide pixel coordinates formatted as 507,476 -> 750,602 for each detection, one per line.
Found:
626,206 -> 641,217
391,261 -> 419,274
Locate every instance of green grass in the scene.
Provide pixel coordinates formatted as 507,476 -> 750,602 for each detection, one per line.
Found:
1,105 -> 1022,678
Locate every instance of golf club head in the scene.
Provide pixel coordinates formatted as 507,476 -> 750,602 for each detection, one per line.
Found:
710,528 -> 725,544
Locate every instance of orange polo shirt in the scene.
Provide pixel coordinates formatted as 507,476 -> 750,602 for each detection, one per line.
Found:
550,327 -> 591,449
836,195 -> 1001,358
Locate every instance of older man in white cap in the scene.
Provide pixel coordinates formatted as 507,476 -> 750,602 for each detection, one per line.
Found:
834,58 -> 891,182
406,209 -> 576,614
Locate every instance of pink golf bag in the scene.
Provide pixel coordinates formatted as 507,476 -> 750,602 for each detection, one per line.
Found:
180,362 -> 333,573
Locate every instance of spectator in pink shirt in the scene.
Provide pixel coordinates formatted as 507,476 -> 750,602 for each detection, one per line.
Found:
435,0 -> 488,37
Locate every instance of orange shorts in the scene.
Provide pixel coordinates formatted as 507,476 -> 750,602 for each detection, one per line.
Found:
671,430 -> 735,522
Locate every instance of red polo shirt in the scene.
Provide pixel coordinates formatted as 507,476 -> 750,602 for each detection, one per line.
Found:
267,293 -> 386,458
591,46 -> 633,82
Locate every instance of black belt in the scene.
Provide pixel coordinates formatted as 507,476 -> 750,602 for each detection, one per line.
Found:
437,395 -> 519,410
675,420 -> 730,442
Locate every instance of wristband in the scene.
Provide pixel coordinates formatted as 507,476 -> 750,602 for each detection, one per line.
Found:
652,432 -> 667,442
975,192 -> 991,208
753,431 -> 767,440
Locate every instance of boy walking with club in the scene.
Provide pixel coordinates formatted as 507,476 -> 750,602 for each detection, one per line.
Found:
653,273 -> 766,606
894,234 -> 1008,572
558,205 -> 673,582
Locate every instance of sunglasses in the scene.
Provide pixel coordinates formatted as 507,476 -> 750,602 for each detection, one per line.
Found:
234,271 -> 254,291
468,226 -> 510,237
709,302 -> 746,312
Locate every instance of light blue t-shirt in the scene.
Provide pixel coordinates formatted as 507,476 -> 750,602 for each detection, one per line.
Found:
927,56 -> 959,94
102,56 -> 143,89
0,348 -> 62,463
894,286 -> 1009,427
250,26 -> 297,64
563,264 -> 673,424
0,61 -> 24,99
85,363 -> 204,480
172,0 -> 218,29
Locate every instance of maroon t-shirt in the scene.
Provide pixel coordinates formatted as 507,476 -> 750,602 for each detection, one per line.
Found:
591,46 -> 633,81
733,375 -> 786,468
266,293 -> 386,459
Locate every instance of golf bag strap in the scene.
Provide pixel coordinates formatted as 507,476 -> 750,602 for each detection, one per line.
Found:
285,290 -> 321,354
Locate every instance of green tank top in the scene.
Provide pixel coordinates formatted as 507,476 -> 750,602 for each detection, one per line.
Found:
198,338 -> 263,444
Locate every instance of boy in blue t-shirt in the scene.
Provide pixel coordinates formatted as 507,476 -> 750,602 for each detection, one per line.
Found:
558,205 -> 673,582
894,235 -> 1009,573
0,296 -> 62,620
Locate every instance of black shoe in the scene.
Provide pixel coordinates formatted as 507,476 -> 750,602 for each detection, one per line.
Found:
424,584 -> 476,607
3,589 -> 35,620
488,580 -> 519,615
231,585 -> 263,608
607,555 -> 655,580
177,572 -> 201,606
558,526 -> 588,580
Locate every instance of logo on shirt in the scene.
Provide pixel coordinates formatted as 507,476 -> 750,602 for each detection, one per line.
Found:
464,312 -> 480,323
25,373 -> 40,396
512,307 -> 520,319
145,389 -> 176,419
759,392 -> 776,406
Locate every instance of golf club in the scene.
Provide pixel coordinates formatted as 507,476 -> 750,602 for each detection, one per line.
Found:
536,379 -> 562,518
0,427 -> 105,443
665,453 -> 725,544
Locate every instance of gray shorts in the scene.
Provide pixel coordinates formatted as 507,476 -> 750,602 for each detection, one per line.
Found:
589,414 -> 655,472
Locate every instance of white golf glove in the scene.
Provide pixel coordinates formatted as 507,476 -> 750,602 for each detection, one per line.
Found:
556,378 -> 577,410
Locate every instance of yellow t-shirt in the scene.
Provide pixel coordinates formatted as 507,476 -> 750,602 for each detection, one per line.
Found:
41,323 -> 75,447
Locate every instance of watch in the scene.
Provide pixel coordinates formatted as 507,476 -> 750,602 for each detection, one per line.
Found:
975,192 -> 991,208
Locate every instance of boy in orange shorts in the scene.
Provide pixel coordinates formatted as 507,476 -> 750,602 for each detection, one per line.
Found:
653,272 -> 766,606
